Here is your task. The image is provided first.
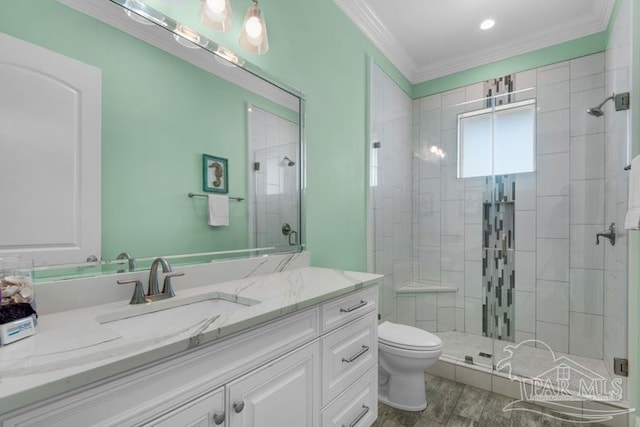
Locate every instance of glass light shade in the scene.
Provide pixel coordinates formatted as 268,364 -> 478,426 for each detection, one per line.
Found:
239,6 -> 269,55
200,0 -> 233,32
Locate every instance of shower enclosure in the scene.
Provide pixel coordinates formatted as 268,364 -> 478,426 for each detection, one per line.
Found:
248,105 -> 300,251
369,44 -> 631,407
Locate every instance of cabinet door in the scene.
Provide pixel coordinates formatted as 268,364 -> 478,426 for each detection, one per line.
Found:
227,342 -> 320,427
145,386 -> 226,427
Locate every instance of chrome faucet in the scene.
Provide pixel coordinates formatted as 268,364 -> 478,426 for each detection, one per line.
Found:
148,257 -> 172,296
116,252 -> 136,273
596,223 -> 616,246
117,257 -> 184,304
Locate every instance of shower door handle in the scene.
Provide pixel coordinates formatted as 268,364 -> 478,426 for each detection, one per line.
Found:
282,223 -> 298,246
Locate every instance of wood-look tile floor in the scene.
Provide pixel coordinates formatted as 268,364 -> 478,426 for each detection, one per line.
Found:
372,374 -> 609,427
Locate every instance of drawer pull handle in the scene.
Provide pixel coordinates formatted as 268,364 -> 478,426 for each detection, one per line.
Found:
233,400 -> 245,413
342,345 -> 369,363
340,300 -> 367,313
342,405 -> 370,427
213,411 -> 225,425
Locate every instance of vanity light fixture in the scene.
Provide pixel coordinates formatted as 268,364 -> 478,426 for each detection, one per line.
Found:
174,23 -> 208,48
123,0 -> 167,26
480,18 -> 495,30
200,0 -> 233,32
215,46 -> 244,66
124,9 -> 154,25
239,0 -> 269,55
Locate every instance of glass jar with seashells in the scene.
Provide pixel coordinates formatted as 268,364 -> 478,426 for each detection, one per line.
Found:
1,256 -> 35,309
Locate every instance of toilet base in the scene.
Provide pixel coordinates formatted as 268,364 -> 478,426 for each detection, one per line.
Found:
378,394 -> 427,412
378,372 -> 429,412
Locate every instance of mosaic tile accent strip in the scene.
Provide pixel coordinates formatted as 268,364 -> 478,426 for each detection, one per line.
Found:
484,74 -> 516,107
483,175 -> 516,203
482,176 -> 516,342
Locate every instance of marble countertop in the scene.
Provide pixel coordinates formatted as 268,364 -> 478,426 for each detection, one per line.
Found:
0,267 -> 382,415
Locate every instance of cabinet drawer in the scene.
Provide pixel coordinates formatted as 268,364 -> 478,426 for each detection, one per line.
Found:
321,367 -> 377,427
321,287 -> 377,333
144,386 -> 225,427
322,312 -> 377,405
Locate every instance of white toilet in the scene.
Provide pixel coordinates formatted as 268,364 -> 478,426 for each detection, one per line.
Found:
377,321 -> 443,411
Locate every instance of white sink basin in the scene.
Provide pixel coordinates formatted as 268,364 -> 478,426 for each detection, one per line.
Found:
96,293 -> 257,340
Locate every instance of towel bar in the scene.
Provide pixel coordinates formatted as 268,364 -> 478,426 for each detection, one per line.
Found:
188,192 -> 244,201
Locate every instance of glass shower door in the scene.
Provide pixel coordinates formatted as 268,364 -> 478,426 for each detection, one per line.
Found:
252,143 -> 299,250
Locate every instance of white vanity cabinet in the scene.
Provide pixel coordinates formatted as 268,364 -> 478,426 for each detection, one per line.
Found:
0,285 -> 378,427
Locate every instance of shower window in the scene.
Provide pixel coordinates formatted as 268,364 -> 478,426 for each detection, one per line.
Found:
457,99 -> 536,178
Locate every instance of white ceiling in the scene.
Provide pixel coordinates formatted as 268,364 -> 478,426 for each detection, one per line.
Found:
334,0 -> 615,84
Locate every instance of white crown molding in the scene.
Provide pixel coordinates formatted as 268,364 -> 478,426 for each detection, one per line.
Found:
414,0 -> 616,83
333,0 -> 417,82
335,0 -> 615,85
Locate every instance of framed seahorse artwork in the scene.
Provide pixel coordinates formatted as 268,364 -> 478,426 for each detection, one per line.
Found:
202,154 -> 228,193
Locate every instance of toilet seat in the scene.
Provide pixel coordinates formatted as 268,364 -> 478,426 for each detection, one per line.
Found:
378,321 -> 442,351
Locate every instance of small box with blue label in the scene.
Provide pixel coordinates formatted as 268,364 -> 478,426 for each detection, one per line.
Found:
0,315 -> 37,345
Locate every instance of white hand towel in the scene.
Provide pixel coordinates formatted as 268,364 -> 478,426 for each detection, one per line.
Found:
208,195 -> 229,227
624,155 -> 640,230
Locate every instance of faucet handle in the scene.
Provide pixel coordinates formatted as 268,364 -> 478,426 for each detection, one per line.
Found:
162,272 -> 185,297
117,279 -> 147,305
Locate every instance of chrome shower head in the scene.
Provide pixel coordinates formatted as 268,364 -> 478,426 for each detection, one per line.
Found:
586,94 -> 615,117
283,156 -> 295,166
586,107 -> 604,117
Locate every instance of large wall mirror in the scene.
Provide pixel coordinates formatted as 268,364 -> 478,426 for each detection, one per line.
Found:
0,0 -> 304,281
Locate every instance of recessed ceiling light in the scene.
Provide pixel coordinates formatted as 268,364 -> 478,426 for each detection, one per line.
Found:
480,19 -> 495,30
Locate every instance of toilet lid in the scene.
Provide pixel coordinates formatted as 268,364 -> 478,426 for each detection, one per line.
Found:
378,321 -> 442,351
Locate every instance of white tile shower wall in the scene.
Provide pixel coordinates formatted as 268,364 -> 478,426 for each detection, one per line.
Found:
602,0 -> 631,387
408,53 -> 619,360
370,62 -> 413,322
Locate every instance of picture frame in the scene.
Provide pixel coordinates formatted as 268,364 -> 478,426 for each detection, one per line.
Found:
202,154 -> 228,193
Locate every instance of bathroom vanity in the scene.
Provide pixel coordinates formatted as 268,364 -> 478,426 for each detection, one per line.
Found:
0,266 -> 381,427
